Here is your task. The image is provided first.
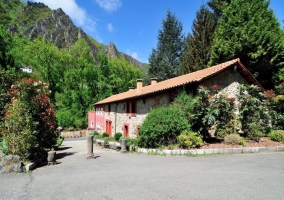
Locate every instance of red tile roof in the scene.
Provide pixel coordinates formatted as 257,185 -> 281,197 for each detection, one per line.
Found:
94,58 -> 263,105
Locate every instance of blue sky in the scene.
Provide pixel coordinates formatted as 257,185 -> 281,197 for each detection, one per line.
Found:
23,0 -> 284,64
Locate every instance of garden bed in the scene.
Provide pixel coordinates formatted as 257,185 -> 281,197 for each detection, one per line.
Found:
165,137 -> 284,150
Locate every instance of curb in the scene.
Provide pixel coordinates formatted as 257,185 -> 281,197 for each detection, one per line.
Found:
25,157 -> 45,171
137,146 -> 284,156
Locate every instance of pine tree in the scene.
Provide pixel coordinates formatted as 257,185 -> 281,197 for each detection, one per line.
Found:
209,0 -> 284,89
180,5 -> 217,74
207,0 -> 231,19
148,10 -> 184,81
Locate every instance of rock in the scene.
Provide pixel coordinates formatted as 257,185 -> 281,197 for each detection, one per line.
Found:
0,155 -> 24,173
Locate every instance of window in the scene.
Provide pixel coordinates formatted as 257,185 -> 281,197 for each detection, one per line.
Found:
126,101 -> 136,116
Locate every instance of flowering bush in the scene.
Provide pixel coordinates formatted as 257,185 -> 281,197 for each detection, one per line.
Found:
3,78 -> 57,160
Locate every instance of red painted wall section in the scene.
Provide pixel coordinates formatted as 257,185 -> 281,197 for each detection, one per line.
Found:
88,111 -> 96,130
95,105 -> 105,132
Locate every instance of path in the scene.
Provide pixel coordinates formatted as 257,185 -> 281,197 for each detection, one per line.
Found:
1,138 -> 284,200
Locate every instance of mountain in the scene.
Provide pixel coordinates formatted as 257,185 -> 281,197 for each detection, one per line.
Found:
3,1 -> 147,73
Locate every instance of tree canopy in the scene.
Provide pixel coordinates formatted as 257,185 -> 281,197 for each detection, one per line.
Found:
209,0 -> 284,89
148,10 -> 184,81
180,5 -> 217,74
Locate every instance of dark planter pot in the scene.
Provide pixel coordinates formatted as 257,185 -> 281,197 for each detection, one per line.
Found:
47,151 -> 56,165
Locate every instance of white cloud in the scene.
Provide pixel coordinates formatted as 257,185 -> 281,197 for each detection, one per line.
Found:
131,52 -> 138,60
126,49 -> 139,60
31,0 -> 97,33
95,0 -> 122,12
107,23 -> 114,32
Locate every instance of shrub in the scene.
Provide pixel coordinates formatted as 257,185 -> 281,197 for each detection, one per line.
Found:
139,106 -> 190,148
224,134 -> 241,145
3,78 -> 57,160
102,132 -> 109,138
2,137 -> 9,155
114,132 -> 122,142
103,137 -> 115,145
56,109 -> 74,129
177,130 -> 202,149
94,135 -> 102,141
238,85 -> 271,141
191,86 -> 236,139
93,131 -> 99,136
239,137 -> 247,146
268,130 -> 284,143
66,127 -> 74,131
53,136 -> 64,150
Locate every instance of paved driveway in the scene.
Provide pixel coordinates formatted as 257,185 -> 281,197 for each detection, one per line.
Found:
1,138 -> 284,200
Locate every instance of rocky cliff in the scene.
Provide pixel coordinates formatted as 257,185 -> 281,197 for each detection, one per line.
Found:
12,1 -> 147,71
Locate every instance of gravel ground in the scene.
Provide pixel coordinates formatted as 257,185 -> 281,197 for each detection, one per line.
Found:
1,139 -> 284,200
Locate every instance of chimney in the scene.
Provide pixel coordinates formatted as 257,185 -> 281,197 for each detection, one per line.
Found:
129,87 -> 134,91
151,78 -> 158,85
136,79 -> 143,93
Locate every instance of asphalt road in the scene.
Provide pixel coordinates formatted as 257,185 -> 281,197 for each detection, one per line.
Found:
1,138 -> 284,200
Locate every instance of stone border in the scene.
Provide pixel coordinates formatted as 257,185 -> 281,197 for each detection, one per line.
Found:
137,146 -> 284,156
25,157 -> 45,171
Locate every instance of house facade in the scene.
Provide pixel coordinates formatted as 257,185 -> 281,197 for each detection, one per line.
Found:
90,58 -> 263,137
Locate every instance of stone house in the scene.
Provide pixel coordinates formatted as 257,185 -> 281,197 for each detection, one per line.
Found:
88,58 -> 263,137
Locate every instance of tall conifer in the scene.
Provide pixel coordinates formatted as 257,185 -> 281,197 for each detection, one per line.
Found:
180,5 -> 217,74
148,11 -> 184,81
209,0 -> 284,89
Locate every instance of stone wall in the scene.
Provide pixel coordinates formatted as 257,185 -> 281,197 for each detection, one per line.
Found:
60,130 -> 94,138
106,93 -> 169,138
202,68 -> 247,99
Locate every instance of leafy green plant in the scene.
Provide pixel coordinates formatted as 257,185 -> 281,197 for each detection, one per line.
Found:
114,132 -> 122,142
224,134 -> 241,145
93,135 -> 102,141
238,85 -> 271,141
265,85 -> 284,130
102,132 -> 109,138
2,137 -> 9,155
268,130 -> 284,143
167,144 -> 176,150
139,106 -> 190,148
53,136 -> 64,150
93,131 -> 99,136
103,137 -> 115,146
191,85 -> 236,139
239,137 -> 247,146
177,130 -> 202,149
